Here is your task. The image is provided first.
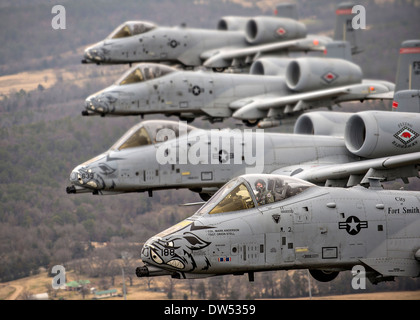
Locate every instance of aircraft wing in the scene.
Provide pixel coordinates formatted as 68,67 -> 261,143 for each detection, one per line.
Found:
231,82 -> 395,120
202,37 -> 329,69
363,91 -> 395,100
231,87 -> 352,119
287,152 -> 420,187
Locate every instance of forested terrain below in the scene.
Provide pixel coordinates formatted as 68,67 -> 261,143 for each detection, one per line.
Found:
0,0 -> 419,298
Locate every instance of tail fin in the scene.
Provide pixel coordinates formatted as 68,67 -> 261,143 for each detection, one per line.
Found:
395,40 -> 420,92
333,2 -> 362,55
392,90 -> 420,113
274,3 -> 299,20
324,41 -> 352,61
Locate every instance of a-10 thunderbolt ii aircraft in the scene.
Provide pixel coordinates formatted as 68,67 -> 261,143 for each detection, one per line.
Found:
81,2 -> 361,71
81,41 -> 394,128
135,173 -> 420,284
81,39 -> 420,127
66,109 -> 420,201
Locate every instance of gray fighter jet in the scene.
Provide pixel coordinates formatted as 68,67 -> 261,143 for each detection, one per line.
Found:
66,110 -> 420,200
136,173 -> 420,284
81,3 -> 359,70
81,42 -> 394,127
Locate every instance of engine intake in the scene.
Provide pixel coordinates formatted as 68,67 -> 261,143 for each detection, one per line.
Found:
217,16 -> 250,31
285,57 -> 363,92
250,57 -> 290,76
245,17 -> 306,45
294,112 -> 353,136
344,111 -> 420,158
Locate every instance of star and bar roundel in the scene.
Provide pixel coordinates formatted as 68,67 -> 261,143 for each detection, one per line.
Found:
339,216 -> 368,235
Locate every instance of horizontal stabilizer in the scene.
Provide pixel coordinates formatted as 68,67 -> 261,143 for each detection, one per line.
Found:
393,90 -> 420,112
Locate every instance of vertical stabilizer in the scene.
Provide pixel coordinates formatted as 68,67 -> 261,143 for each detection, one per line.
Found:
334,2 -> 362,54
324,41 -> 352,61
395,40 -> 420,92
274,3 -> 299,20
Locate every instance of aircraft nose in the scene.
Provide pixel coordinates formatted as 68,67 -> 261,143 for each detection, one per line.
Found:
84,95 -> 109,116
83,43 -> 105,63
69,169 -> 80,185
137,240 -> 178,278
141,236 -> 188,271
68,165 -> 103,191
140,242 -> 152,264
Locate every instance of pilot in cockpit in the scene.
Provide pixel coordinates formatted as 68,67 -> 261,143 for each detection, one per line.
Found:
254,179 -> 274,206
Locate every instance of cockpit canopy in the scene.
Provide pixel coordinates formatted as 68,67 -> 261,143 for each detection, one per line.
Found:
196,174 -> 314,216
116,64 -> 175,86
110,120 -> 196,151
107,21 -> 156,39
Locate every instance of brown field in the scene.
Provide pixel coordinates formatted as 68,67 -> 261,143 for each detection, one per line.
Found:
0,60 -> 126,97
0,69 -> 59,95
1,270 -> 419,300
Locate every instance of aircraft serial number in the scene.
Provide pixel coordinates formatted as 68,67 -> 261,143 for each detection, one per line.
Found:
161,248 -> 175,256
81,173 -> 94,179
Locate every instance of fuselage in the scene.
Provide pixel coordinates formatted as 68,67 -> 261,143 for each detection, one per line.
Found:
84,68 -> 289,118
82,61 -> 393,123
139,175 -> 420,282
67,123 -> 358,196
84,27 -> 247,66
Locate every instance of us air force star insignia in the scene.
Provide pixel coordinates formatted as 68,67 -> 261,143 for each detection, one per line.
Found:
192,86 -> 201,96
338,216 -> 368,235
169,40 -> 178,48
218,150 -> 229,163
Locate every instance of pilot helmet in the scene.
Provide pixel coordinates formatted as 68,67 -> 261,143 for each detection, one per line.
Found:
255,179 -> 266,192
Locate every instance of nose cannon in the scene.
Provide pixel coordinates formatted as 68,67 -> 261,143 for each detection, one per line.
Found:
135,265 -> 174,278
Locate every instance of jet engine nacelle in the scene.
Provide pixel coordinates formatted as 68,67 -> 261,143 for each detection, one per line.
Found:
294,112 -> 353,136
249,57 -> 290,76
217,16 -> 250,31
344,111 -> 420,158
285,58 -> 363,92
245,17 -> 307,45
